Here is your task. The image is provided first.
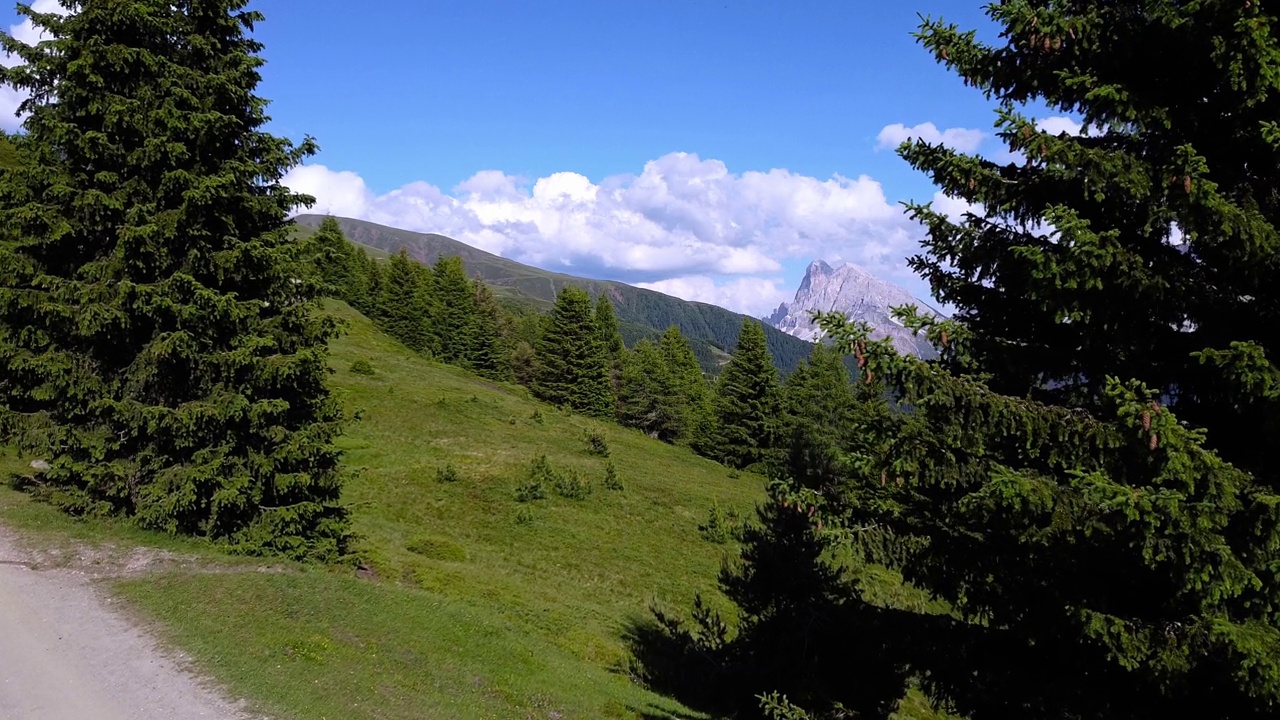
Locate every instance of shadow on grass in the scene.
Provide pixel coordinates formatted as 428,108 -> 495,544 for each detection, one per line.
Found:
621,614 -> 742,720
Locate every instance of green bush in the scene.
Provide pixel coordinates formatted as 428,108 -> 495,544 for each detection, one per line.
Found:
516,454 -> 558,502
530,408 -> 545,425
514,506 -> 536,525
585,429 -> 610,457
349,358 -> 376,376
699,502 -> 742,544
435,464 -> 461,483
554,470 -> 593,500
602,461 -> 624,491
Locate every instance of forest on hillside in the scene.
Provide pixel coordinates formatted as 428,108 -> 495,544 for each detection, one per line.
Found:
0,2 -> 1277,720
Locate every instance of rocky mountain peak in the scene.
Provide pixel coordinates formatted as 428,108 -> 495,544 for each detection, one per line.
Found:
765,260 -> 939,357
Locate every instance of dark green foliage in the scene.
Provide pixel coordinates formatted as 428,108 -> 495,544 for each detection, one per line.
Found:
617,340 -> 686,442
594,295 -> 626,360
691,3 -> 1280,719
470,282 -> 513,381
511,341 -> 538,388
533,287 -> 615,419
660,326 -> 716,447
358,251 -> 383,317
0,0 -> 349,559
707,320 -> 782,469
377,249 -> 432,353
602,461 -> 623,491
349,358 -> 376,376
698,502 -> 742,544
431,255 -> 478,366
516,454 -> 558,502
310,217 -> 362,302
585,429 -> 610,457
435,464 -> 460,484
553,469 -> 593,500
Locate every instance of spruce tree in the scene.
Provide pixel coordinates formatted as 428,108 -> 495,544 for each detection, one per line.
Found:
470,282 -> 512,381
617,339 -> 683,441
377,248 -> 430,352
534,286 -> 614,419
709,319 -> 781,469
594,295 -> 625,359
701,3 -> 1280,718
309,216 -> 360,303
0,0 -> 349,559
359,251 -> 383,318
431,255 -> 478,366
658,326 -> 713,444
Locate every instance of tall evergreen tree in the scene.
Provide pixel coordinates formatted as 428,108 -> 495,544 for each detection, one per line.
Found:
0,0 -> 349,559
470,282 -> 512,381
594,295 -> 625,359
309,216 -> 360,302
617,339 -> 684,441
693,3 -> 1280,719
534,286 -> 614,418
658,326 -> 713,445
709,320 -> 781,469
431,255 -> 478,366
377,248 -> 430,353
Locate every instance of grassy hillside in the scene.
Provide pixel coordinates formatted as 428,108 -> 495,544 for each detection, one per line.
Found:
1,299 -> 766,720
294,214 -> 812,374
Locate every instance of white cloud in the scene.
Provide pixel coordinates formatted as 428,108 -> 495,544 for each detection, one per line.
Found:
931,191 -> 981,223
1036,116 -> 1083,136
284,152 -> 926,315
0,0 -> 70,131
876,122 -> 985,153
635,275 -> 792,318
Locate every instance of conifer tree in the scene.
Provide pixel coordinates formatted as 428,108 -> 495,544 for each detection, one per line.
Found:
695,3 -> 1280,718
470,282 -> 512,381
709,320 -> 781,469
658,326 -> 713,444
309,216 -> 360,302
431,255 -> 478,366
377,248 -> 430,352
594,295 -> 626,360
534,286 -> 614,418
0,0 -> 349,559
359,251 -> 383,317
617,339 -> 683,441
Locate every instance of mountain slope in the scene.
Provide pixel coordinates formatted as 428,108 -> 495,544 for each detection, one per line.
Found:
767,260 -> 940,357
295,214 -> 816,374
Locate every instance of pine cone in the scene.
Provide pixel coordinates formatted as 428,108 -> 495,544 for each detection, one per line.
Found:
1141,410 -> 1151,431
1149,434 -> 1159,451
1183,176 -> 1192,193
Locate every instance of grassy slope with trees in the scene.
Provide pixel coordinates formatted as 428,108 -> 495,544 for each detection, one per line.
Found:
293,214 -> 812,374
1,298 -> 766,720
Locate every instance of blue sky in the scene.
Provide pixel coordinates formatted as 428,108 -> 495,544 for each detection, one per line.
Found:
3,1 -> 1072,316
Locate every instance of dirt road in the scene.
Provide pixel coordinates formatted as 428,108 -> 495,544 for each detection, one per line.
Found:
0,528 -> 254,720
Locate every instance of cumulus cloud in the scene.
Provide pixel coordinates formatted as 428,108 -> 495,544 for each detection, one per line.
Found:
876,122 -> 985,153
635,275 -> 793,318
0,0 -> 70,131
285,152 -> 926,314
1037,116 -> 1084,136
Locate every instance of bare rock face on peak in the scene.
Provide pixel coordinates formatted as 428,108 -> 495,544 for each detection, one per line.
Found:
765,260 -> 940,357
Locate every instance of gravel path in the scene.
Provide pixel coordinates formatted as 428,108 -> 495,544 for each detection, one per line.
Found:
0,527 -> 255,720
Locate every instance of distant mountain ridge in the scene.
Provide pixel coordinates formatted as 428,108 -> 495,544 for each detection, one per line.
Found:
294,215 -> 819,374
766,260 -> 940,357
